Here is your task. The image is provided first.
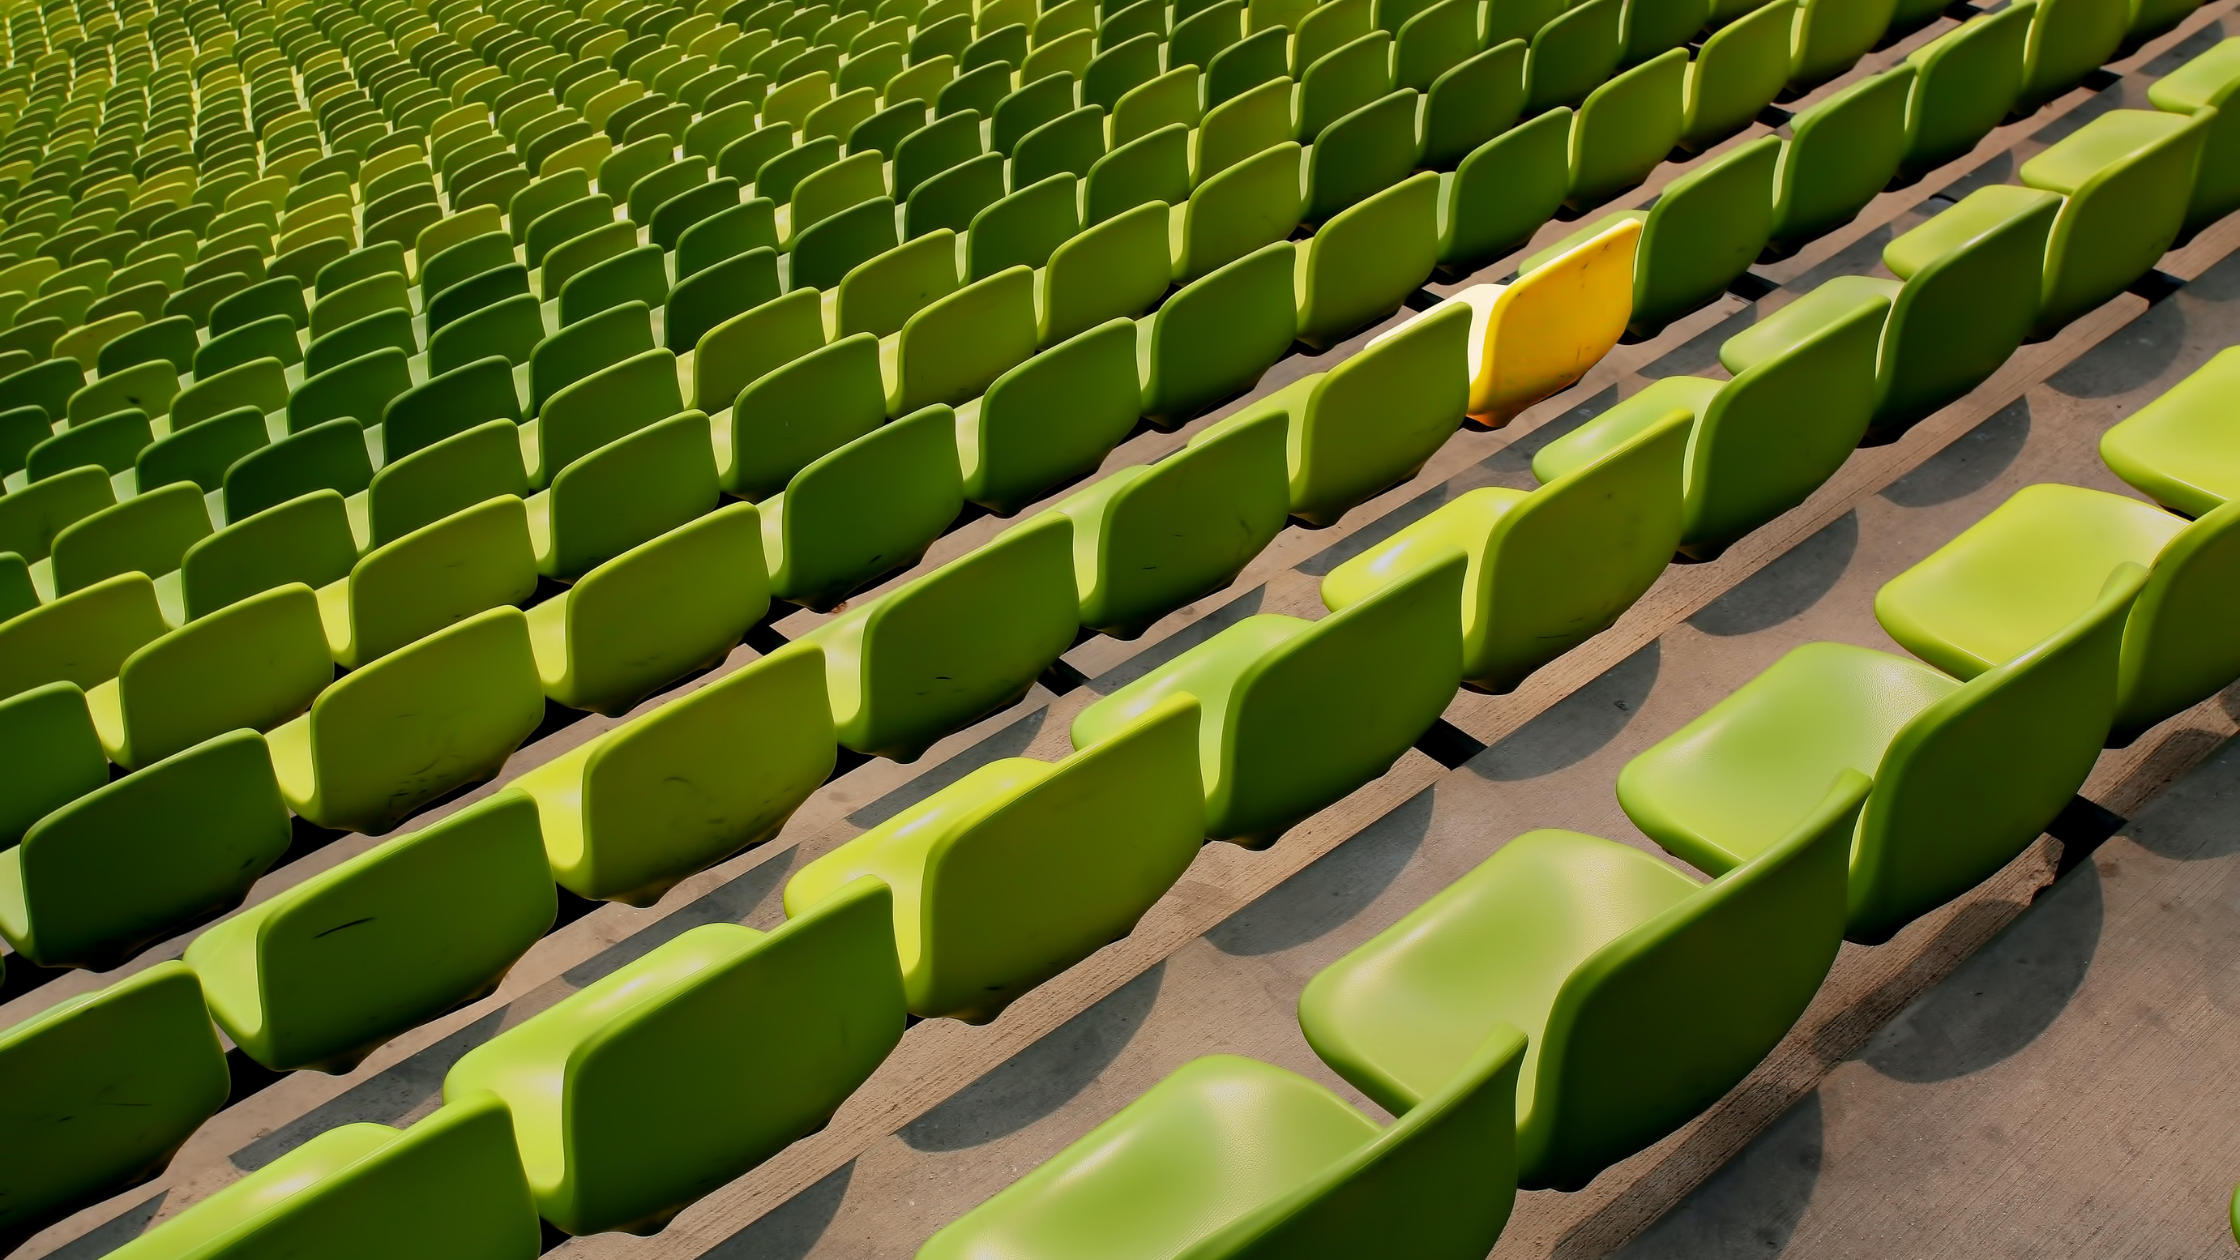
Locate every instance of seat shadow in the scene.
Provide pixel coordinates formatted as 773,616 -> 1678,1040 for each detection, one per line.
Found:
2111,736 -> 2240,862
897,963 -> 1165,1153
701,1161 -> 854,1260
846,707 -> 1050,830
2045,278 -> 2192,400
1605,1092 -> 1824,1259
1468,640 -> 1660,782
1878,399 -> 2030,508
1860,860 -> 2103,1083
1688,511 -> 1858,638
1206,788 -> 1434,957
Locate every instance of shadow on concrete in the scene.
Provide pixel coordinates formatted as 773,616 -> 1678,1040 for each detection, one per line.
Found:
1861,861 -> 2103,1083
1468,641 -> 1660,782
702,1162 -> 854,1260
1689,511 -> 1859,637
2117,737 -> 2240,862
898,964 -> 1165,1152
1879,399 -> 2031,508
1609,1093 -> 1824,1259
1207,788 -> 1434,956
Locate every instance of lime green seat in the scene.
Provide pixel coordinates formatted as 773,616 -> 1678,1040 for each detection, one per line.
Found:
1899,4 -> 2030,177
833,230 -> 961,340
1295,170 -> 1442,350
178,492 -> 360,624
1298,771 -> 1866,1191
1725,183 -> 2059,442
0,682 -> 108,848
426,265 -> 532,336
2100,346 -> 2240,518
528,503 -> 770,716
1770,66 -> 1912,249
310,270 -> 411,341
1048,409 -> 1290,637
2149,37 -> 2240,235
1618,566 -> 2144,942
1876,483 -> 2240,744
801,513 -> 1079,760
722,332 -> 886,499
0,962 -> 227,1252
1325,406 -> 1688,694
1568,48 -> 1687,210
666,247 -> 781,351
185,792 -> 555,1074
1072,554 -> 1464,846
1523,134 -> 1780,338
559,243 -> 668,326
967,176 -> 1079,281
86,583 -> 335,770
1524,0 -> 1622,114
2015,0 -> 2127,113
763,405 -> 965,609
26,408 -> 154,484
421,231 -> 520,305
1140,241 -> 1299,425
101,1093 -> 541,1260
208,276 -> 309,338
1171,141 -> 1303,284
1303,89 -> 1421,225
529,347 -> 684,485
1436,107 -> 1572,272
289,347 -> 414,434
525,195 -> 617,270
1212,301 -> 1467,527
2021,107 -> 2213,336
1789,0 -> 1895,88
359,419 -> 536,550
1681,0 -> 1792,149
318,498 -> 539,670
172,356 -> 290,431
533,411 -> 721,581
920,1033 -> 1526,1260
224,419 -> 377,523
45,479 -> 210,598
0,729 -> 291,968
269,606 -> 546,834
1084,123 -> 1191,225
100,315 -> 201,377
959,319 -> 1141,515
1535,285 -> 1886,558
442,878 -> 906,1236
306,309 -> 420,381
888,265 -> 1040,415
68,360 -> 180,427
383,356 -> 527,461
517,643 -> 829,903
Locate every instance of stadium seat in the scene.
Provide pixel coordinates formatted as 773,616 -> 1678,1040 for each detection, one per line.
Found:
1140,240 -> 1298,425
2020,107 -> 2213,336
1770,67 -> 1912,250
318,497 -> 538,668
1900,5 -> 2029,177
763,404 -> 963,609
87,583 -> 334,769
531,410 -> 719,580
959,318 -> 1141,515
2099,346 -> 2240,517
2148,37 -> 2240,234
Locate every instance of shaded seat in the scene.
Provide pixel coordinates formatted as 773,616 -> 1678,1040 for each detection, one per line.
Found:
1789,0 -> 1896,88
2099,345 -> 2240,517
0,571 -> 169,704
289,347 -> 414,434
1532,285 -> 1888,558
27,408 -> 154,484
1039,200 -> 1173,347
306,309 -> 420,379
1140,241 -> 1299,425
2019,107 -> 2214,337
529,302 -> 657,416
885,265 -> 1040,415
186,791 -> 556,1073
2149,37 -> 2240,235
1324,405 -> 1688,694
177,492 -> 360,624
1210,301 -> 1468,527
1302,89 -> 1420,225
1681,0 -> 1793,150
799,513 -> 1080,760
1070,553 -> 1464,846
1171,141 -> 1303,284
1616,565 -> 2144,941
382,355 -> 528,462
1434,105 -> 1568,274
1523,0 -> 1622,114
532,411 -> 721,581
1769,65 -> 1912,250
790,693 -> 1202,1022
0,962 -> 227,1251
318,497 -> 540,669
429,292 -> 549,375
721,331 -> 888,498
958,319 -> 1141,516
763,405 -> 964,609
1294,170 -> 1442,350
100,1092 -> 541,1260
1899,4 -> 2030,176
2014,0 -> 2127,113
269,606 -> 547,834
441,879 -> 906,1235
0,682 -> 109,848
1297,772 -> 1867,1191
517,644 -> 831,903
223,419 -> 378,523
921,1034 -> 1526,1260
44,480 -> 210,598
528,346 -> 685,485
172,356 -> 290,431
0,729 -> 291,969
1567,49 -> 1686,211
1875,483 -> 2240,744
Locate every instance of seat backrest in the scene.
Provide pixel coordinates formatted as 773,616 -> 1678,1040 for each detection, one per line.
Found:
2112,498 -> 2240,738
1298,29 -> 1392,139
1772,65 -> 1913,246
179,489 -> 358,623
310,269 -> 411,339
536,347 -> 685,480
421,229 -> 517,300
289,347 -> 414,434
225,418 -> 376,522
209,275 -> 310,337
0,961 -> 228,1246
306,308 -> 419,381
1529,770 -> 1867,1188
1876,185 -> 2059,432
1305,88 -> 1419,223
530,300 -> 656,414
794,194 -> 905,289
691,286 -> 826,413
1566,48 -> 1687,211
523,193 -> 615,269
49,479 -> 211,597
667,248 -> 783,353
893,265 -> 1040,414
384,355 -> 527,464
1901,4 -> 2030,174
774,404 -> 964,607
546,411 -> 721,580
1523,0 -> 1621,114
1290,300 -> 1469,525
1041,199 -> 1172,346
0,681 -> 107,847
67,359 -> 179,425
1176,140 -> 1303,284
728,332 -> 887,498
117,582 -> 333,768
1395,0 -> 1484,94
893,108 -> 983,198
2018,0 -> 2127,108
968,174 -> 1079,279
834,228 -> 960,338
98,314 -> 200,376
1142,240 -> 1299,423
1857,563 -> 2146,940
1085,122 -> 1190,226
22,729 -> 292,967
2038,108 -> 2212,334
678,196 -> 783,277
1790,0 -> 1897,87
1014,104 -> 1109,186
345,497 -> 539,665
0,572 -> 167,700
1635,133 -> 1781,332
1466,214 -> 1637,422
968,318 -> 1142,515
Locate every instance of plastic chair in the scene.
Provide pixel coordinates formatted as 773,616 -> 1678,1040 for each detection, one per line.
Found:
723,331 -> 887,499
533,410 -> 720,581
1535,286 -> 1886,558
0,682 -> 108,849
1617,565 -> 2144,942
1173,141 -> 1304,284
1770,67 -> 1912,249
764,404 -> 965,609
1072,552 -> 1465,845
1141,241 -> 1299,425
2149,37 -> 2240,235
1298,772 -> 1866,1191
1436,106 -> 1570,273
441,879 -> 906,1235
224,418 -> 377,523
98,315 -> 201,377
958,318 -> 1140,515
530,347 -> 684,484
106,1093 -> 538,1260
667,247 -> 781,351
1299,30 -> 1394,141
1568,48 -> 1686,210
44,479 -> 209,598
2015,0 -> 2127,113
1900,5 -> 2030,176
311,270 -> 412,341
790,693 -> 1201,1022
2100,346 -> 2240,518
967,176 -> 1079,281
0,962 -> 228,1251
2020,107 -> 2213,336
0,568 -> 168,701
1523,0 -> 1622,114
269,606 -> 547,834
890,265 -> 1040,415
319,497 -> 539,669
186,791 -> 555,1074
0,729 -> 291,968
1295,170 -> 1442,350
801,513 -> 1080,760
27,408 -> 155,484
176,491 -> 359,625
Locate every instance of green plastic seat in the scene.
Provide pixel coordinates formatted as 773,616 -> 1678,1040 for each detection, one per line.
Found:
26,407 -> 154,484
0,361 -> 87,432
2015,0 -> 2127,113
1173,140 -> 1304,284
186,791 -> 555,1073
559,243 -> 668,326
1523,0 -> 1621,114
135,407 -> 271,499
67,359 -> 179,426
532,410 -> 721,580
47,479 -> 210,598
1013,103 -> 1110,186
310,270 -> 412,341
666,247 -> 781,351
957,318 -> 1140,515
1298,771 -> 1867,1192
224,419 -> 377,523
530,346 -> 684,484
0,728 -> 291,968
289,347 -> 413,435
1568,48 -> 1686,210
426,264 -> 532,335
517,640 -> 827,903
0,567 -> 165,701
1524,134 -> 1780,337
1072,552 -> 1464,845
800,512 -> 1079,760
1618,565 -> 2144,941
178,492 -> 360,624
905,152 -> 1007,238
1325,405 -> 1688,693
421,231 -> 519,302
1418,39 -> 1528,172
0,962 -> 227,1251
1770,66 -> 1912,249
1436,107 -> 1571,272
1048,409 -> 1291,638
86,582 -> 333,768
305,309 -> 419,381
2020,107 -> 2214,337
99,315 -> 201,377
1295,170 -> 1442,350
442,878 -> 906,1235
382,355 -> 528,462
722,331 -> 886,499
763,404 -> 965,608
791,692 -> 1200,1022
1141,241 -> 1299,425
834,230 -> 961,339
1299,29 -> 1394,140
1084,123 -> 1191,226
1899,4 -> 2030,176
1302,89 -> 1420,224
1211,300 -> 1467,527
540,221 -> 639,302
209,276 -> 310,338
525,194 -> 617,271
316,243 -> 410,299
1876,483 -> 2240,744
790,195 -> 905,289
428,290 -> 547,376
529,302 -> 656,416
269,605 -> 546,834
1726,183 -> 2059,441
890,265 -> 1040,414
2149,37 -> 2240,235
0,681 -> 108,847
2100,346 -> 2240,518
318,497 -> 539,670
967,175 -> 1080,280
1535,285 -> 1886,558
360,416 -> 535,551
